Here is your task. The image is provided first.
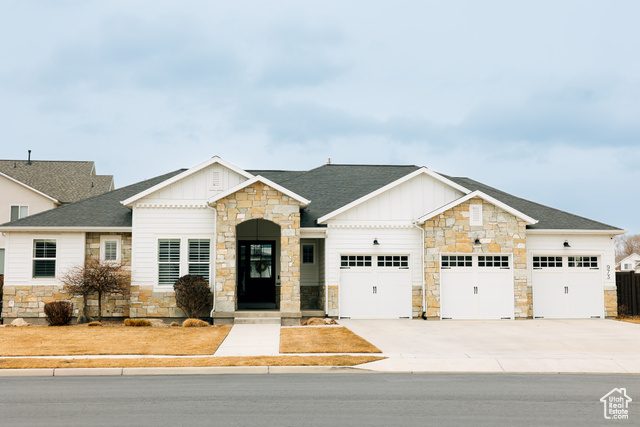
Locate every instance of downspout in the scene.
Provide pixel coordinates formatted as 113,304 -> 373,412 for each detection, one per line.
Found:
207,205 -> 217,316
324,228 -> 329,317
413,221 -> 427,319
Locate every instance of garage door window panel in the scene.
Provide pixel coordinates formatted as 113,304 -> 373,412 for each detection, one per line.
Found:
478,255 -> 510,268
378,255 -> 408,268
533,256 -> 563,269
442,255 -> 472,268
568,256 -> 598,269
341,255 -> 372,268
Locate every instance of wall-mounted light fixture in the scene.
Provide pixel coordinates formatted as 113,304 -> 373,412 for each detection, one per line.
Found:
474,238 -> 481,245
373,238 -> 380,246
563,240 -> 570,248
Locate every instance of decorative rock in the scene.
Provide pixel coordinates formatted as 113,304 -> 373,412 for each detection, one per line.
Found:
11,318 -> 30,327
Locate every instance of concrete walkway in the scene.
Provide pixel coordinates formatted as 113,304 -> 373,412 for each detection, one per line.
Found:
214,324 -> 281,356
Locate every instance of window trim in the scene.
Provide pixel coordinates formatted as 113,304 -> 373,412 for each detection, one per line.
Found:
33,238 -> 57,279
302,243 -> 316,265
100,235 -> 122,263
10,205 -> 29,222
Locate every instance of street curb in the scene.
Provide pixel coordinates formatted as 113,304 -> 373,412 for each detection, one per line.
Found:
123,366 -> 269,375
54,368 -> 124,376
0,369 -> 54,377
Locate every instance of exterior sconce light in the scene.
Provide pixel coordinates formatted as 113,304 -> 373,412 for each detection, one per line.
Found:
474,238 -> 481,245
373,238 -> 380,246
564,240 -> 570,248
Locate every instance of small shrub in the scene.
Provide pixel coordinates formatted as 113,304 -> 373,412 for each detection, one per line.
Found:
87,321 -> 102,327
618,305 -> 628,319
124,319 -> 152,327
170,322 -> 181,327
173,275 -> 212,318
44,301 -> 73,326
182,318 -> 209,327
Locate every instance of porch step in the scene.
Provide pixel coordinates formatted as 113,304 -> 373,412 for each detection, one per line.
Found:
302,310 -> 326,318
234,310 -> 282,318
234,317 -> 282,325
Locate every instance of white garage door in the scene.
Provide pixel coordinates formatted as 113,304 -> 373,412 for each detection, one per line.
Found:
532,255 -> 603,319
440,254 -> 514,320
340,255 -> 412,319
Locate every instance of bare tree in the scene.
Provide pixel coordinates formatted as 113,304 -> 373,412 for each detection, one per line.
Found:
60,259 -> 130,321
615,234 -> 640,258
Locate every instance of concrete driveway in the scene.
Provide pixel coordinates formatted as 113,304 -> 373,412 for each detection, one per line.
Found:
338,319 -> 640,374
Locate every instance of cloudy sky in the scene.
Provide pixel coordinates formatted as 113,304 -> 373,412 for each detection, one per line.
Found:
1,1 -> 639,233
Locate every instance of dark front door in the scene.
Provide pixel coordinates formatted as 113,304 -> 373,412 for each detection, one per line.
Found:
238,241 -> 276,309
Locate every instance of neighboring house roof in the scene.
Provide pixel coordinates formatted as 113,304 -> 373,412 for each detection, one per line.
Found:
0,159 -> 114,204
0,160 -> 623,232
616,253 -> 640,264
0,170 -> 184,229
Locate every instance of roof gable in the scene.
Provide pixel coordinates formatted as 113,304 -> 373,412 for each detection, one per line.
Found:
0,171 -> 59,203
208,175 -> 311,206
122,156 -> 253,206
317,167 -> 470,224
417,190 -> 538,224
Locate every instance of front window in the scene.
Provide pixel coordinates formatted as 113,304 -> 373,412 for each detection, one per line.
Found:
33,239 -> 56,278
188,239 -> 210,281
158,239 -> 180,286
11,205 -> 28,222
302,244 -> 315,264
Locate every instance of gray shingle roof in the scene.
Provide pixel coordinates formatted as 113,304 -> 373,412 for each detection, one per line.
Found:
0,170 -> 185,228
1,163 -> 620,231
444,176 -> 621,231
0,159 -> 114,203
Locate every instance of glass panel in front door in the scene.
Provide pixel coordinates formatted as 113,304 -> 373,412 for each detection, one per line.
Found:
249,244 -> 273,278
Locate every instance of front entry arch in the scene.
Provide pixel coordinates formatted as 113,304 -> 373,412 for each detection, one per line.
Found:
236,219 -> 280,309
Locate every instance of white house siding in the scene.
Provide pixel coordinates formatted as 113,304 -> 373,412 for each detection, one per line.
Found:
143,164 -> 247,203
526,233 -> 617,318
332,174 -> 463,224
325,225 -> 423,317
2,232 -> 85,319
131,206 -> 216,290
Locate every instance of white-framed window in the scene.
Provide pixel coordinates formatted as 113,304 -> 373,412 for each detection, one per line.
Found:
158,239 -> 181,286
100,235 -> 121,262
302,244 -> 315,265
340,255 -> 372,268
10,205 -> 29,222
0,248 -> 5,275
568,256 -> 598,269
33,239 -> 56,278
469,204 -> 483,226
635,261 -> 640,269
441,255 -> 472,269
377,255 -> 409,268
478,255 -> 510,268
533,256 -> 563,269
188,239 -> 211,281
624,263 -> 632,270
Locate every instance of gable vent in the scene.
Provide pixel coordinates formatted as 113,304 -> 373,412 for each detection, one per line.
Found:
212,171 -> 221,187
470,204 -> 483,226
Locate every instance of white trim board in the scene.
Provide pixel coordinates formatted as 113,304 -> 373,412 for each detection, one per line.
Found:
526,229 -> 626,235
121,156 -> 254,207
208,175 -> 311,207
417,190 -> 538,225
317,167 -> 470,224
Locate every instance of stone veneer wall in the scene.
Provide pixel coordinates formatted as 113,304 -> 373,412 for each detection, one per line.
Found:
301,285 -> 323,310
422,197 -> 529,319
215,182 -> 301,314
604,289 -> 617,317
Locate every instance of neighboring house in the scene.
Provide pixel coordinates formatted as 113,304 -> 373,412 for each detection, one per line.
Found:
0,156 -> 625,324
615,253 -> 640,271
0,155 -> 114,277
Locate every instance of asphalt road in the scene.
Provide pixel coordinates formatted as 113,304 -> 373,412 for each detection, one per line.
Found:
0,373 -> 638,426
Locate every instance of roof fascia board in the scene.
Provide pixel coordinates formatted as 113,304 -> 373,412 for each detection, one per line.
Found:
527,229 -> 627,235
121,156 -> 254,207
0,226 -> 132,232
300,227 -> 327,238
417,190 -> 538,224
0,171 -> 59,204
208,175 -> 311,206
317,168 -> 471,224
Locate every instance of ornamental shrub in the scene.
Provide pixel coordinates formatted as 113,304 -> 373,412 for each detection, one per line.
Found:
44,301 -> 73,326
124,319 -> 152,327
182,318 -> 209,327
173,275 -> 212,318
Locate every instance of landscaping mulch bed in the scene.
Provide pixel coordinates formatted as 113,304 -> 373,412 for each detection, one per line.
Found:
0,355 -> 384,369
618,317 -> 640,324
280,326 -> 381,354
0,325 -> 232,356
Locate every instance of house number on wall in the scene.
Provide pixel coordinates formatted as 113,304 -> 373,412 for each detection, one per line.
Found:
606,265 -> 611,280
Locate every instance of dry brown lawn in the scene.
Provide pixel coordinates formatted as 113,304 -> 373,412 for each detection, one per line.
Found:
280,326 -> 381,353
0,355 -> 384,369
0,325 -> 232,356
618,317 -> 640,324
